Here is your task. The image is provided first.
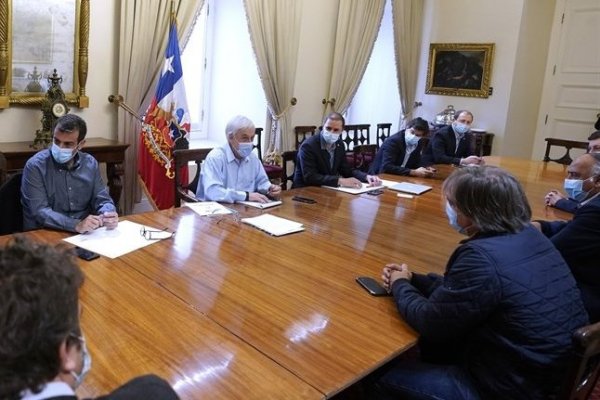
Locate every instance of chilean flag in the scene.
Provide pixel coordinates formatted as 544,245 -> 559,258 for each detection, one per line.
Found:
138,21 -> 190,209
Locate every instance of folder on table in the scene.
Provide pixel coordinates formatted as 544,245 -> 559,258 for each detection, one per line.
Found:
241,214 -> 304,236
387,182 -> 432,195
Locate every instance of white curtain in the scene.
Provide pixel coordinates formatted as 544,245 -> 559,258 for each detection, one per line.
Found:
325,0 -> 385,116
391,0 -> 424,127
244,0 -> 302,153
117,0 -> 203,214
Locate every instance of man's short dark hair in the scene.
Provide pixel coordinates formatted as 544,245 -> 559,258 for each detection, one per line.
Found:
54,114 -> 87,142
407,117 -> 430,134
442,166 -> 531,234
324,112 -> 345,129
453,110 -> 474,121
0,237 -> 84,399
588,130 -> 600,141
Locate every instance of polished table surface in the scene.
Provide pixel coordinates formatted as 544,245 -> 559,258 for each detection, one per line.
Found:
0,157 -> 571,399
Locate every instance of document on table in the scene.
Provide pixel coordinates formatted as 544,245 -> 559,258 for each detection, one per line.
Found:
386,182 -> 432,195
241,214 -> 304,236
183,201 -> 233,216
63,220 -> 171,259
237,200 -> 283,209
322,183 -> 384,195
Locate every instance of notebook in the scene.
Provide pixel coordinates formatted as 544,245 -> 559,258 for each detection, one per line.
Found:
237,200 -> 283,209
183,201 -> 233,216
322,183 -> 384,195
241,214 -> 304,236
387,182 -> 432,195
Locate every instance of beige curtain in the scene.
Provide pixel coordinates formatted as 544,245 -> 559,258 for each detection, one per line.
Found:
391,0 -> 424,126
244,0 -> 302,152
117,0 -> 203,214
325,0 -> 385,116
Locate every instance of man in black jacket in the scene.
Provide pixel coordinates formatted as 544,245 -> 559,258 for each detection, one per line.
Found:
421,110 -> 484,167
293,112 -> 380,188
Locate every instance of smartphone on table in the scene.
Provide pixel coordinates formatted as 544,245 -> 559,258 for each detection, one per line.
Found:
356,276 -> 391,296
75,247 -> 100,261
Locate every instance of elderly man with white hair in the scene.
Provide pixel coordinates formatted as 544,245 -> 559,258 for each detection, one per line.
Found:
196,115 -> 281,203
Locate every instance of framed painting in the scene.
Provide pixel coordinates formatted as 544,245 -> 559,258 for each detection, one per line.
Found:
425,43 -> 494,98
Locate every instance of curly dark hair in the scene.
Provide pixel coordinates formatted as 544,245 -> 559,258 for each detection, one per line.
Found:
0,236 -> 84,399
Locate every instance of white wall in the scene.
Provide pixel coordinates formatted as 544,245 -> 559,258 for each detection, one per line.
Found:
0,0 -> 119,143
414,0 -> 527,156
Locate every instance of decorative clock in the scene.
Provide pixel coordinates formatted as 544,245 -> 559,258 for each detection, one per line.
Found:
33,69 -> 70,149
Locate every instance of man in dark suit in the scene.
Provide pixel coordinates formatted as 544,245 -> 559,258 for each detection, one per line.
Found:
0,237 -> 179,400
369,117 -> 436,177
293,112 -> 380,188
535,153 -> 600,323
421,110 -> 484,166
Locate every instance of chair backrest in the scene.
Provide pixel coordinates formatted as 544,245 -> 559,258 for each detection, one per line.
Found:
280,150 -> 298,191
353,144 -> 377,172
0,172 -> 23,235
342,124 -> 370,152
173,148 -> 212,207
0,151 -> 7,186
376,123 -> 392,149
544,138 -> 588,165
294,125 -> 317,150
253,127 -> 264,161
560,321 -> 600,400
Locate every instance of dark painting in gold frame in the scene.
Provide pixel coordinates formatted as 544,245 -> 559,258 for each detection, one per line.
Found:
425,43 -> 494,99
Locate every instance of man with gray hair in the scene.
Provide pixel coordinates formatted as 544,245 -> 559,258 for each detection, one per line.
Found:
196,115 -> 281,203
535,152 -> 600,323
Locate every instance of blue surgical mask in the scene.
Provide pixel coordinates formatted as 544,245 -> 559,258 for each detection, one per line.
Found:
70,335 -> 92,389
51,143 -> 77,164
322,131 -> 340,144
452,122 -> 470,135
404,130 -> 420,146
445,201 -> 467,235
564,178 -> 589,202
237,142 -> 254,159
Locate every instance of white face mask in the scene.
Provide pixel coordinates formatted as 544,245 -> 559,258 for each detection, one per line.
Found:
70,335 -> 92,389
404,129 -> 420,146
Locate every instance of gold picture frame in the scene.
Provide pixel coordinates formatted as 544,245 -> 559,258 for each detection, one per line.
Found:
0,0 -> 89,108
425,43 -> 494,99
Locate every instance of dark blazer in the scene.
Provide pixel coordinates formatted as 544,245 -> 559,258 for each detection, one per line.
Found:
553,197 -> 580,214
540,194 -> 600,322
95,374 -> 179,400
369,130 -> 425,175
292,133 -> 367,188
421,125 -> 474,166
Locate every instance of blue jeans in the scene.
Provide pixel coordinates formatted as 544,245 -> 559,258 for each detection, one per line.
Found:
376,360 -> 482,400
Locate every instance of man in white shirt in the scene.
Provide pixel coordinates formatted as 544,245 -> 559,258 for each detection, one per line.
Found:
196,115 -> 281,203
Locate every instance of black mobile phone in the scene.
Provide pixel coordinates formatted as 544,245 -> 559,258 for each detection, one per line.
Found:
292,196 -> 316,204
356,276 -> 391,296
367,189 -> 384,196
75,247 -> 100,261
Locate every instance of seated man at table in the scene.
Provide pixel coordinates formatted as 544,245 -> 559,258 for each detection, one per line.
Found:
0,236 -> 180,400
421,109 -> 484,167
535,152 -> 600,323
196,115 -> 281,203
545,130 -> 600,213
292,112 -> 380,188
378,166 -> 587,400
369,117 -> 436,177
21,114 -> 118,233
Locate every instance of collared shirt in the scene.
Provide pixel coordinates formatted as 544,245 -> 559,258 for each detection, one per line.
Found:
22,150 -> 116,232
319,134 -> 336,169
196,143 -> 271,203
21,381 -> 76,400
453,129 -> 465,153
401,141 -> 418,167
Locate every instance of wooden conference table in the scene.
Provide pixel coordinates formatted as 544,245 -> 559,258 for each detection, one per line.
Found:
0,157 -> 571,399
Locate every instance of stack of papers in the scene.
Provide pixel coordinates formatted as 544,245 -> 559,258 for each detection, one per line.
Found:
183,201 -> 233,216
241,214 -> 304,236
322,183 -> 384,195
237,200 -> 282,209
387,182 -> 432,195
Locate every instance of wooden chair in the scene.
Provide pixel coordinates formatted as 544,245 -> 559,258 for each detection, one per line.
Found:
560,321 -> 600,400
294,125 -> 317,150
253,127 -> 264,161
280,150 -> 298,190
376,123 -> 392,149
342,124 -> 371,152
544,138 -> 588,165
172,148 -> 212,207
253,127 -> 282,181
353,144 -> 377,172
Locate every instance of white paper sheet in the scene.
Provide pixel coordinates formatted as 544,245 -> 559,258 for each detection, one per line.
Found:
241,214 -> 304,236
387,182 -> 432,195
237,200 -> 283,209
62,220 -> 172,259
322,183 -> 384,195
183,201 -> 233,216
